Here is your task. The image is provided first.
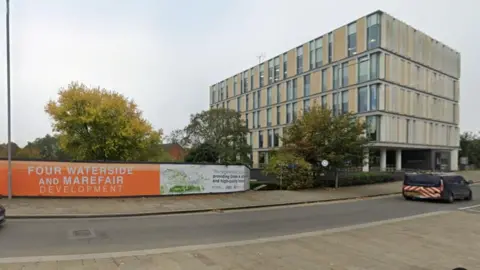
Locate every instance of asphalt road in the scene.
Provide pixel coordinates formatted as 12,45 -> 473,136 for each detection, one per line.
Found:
0,185 -> 479,258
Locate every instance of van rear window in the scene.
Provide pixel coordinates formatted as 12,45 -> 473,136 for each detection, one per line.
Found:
404,174 -> 441,187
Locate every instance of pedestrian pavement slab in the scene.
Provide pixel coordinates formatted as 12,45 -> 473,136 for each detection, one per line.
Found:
0,182 -> 403,217
1,210 -> 479,269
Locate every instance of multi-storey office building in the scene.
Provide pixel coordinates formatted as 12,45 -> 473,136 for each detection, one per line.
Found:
209,10 -> 461,171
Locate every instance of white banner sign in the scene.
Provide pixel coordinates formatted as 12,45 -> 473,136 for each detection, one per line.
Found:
160,164 -> 249,195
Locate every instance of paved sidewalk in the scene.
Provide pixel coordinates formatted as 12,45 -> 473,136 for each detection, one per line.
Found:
1,181 -> 403,218
1,210 -> 479,269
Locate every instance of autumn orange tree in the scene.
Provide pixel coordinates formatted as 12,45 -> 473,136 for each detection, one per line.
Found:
45,82 -> 169,161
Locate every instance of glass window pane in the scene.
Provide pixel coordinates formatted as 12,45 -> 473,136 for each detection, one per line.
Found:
358,86 -> 368,112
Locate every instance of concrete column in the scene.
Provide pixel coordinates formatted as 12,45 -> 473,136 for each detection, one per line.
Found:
362,148 -> 370,172
380,148 -> 387,171
395,149 -> 402,171
430,150 -> 436,171
450,149 -> 459,171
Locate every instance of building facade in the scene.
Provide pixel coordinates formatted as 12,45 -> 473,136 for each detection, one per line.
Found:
209,10 -> 461,171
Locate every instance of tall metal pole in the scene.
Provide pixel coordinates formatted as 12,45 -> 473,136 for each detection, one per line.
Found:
6,0 -> 12,199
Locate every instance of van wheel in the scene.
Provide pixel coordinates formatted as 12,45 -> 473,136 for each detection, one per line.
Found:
446,192 -> 454,203
466,191 -> 473,201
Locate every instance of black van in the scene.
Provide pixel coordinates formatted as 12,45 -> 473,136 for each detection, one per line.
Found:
403,173 -> 473,203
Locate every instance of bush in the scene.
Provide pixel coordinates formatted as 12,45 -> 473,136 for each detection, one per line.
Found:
339,172 -> 395,187
263,152 -> 313,190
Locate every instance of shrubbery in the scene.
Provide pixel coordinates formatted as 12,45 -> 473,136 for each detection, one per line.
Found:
336,172 -> 395,187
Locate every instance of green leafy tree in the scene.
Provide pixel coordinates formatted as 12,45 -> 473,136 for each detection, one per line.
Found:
280,104 -> 368,171
45,82 -> 167,161
183,108 -> 251,165
27,134 -> 71,160
460,131 -> 480,167
264,151 -> 313,190
0,142 -> 20,158
184,142 -> 219,163
165,128 -> 187,147
15,144 -> 42,159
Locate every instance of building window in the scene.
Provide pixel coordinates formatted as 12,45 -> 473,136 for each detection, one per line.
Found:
287,81 -> 293,101
243,71 -> 248,93
258,151 -> 266,166
304,99 -> 310,112
267,87 -> 272,105
259,64 -> 264,87
245,113 -> 249,128
304,74 -> 310,97
315,38 -> 323,68
253,111 -> 257,128
341,90 -> 349,114
333,93 -> 340,116
274,57 -> 280,82
240,74 -> 244,94
259,131 -> 264,148
369,84 -> 378,111
246,94 -> 249,111
321,95 -> 327,108
236,97 -> 241,112
268,60 -> 274,84
292,78 -> 297,99
296,46 -> 303,74
328,32 -> 333,63
233,76 -> 237,96
276,84 -> 281,103
277,106 -> 281,125
358,84 -> 379,113
347,23 -> 357,56
274,129 -> 280,147
286,103 -> 292,123
250,68 -> 254,91
253,92 -> 257,109
256,111 -> 260,128
227,100 -> 230,109
366,115 -> 380,141
333,65 -> 340,89
341,62 -> 348,86
267,108 -> 272,127
367,13 -> 381,49
257,90 -> 261,108
322,69 -> 327,92
249,132 -> 253,146
309,40 -> 315,70
222,81 -> 227,99
370,53 -> 380,79
292,102 -> 298,120
358,86 -> 368,112
268,129 -> 273,147
283,53 -> 288,79
358,56 -> 369,83
211,88 -> 215,104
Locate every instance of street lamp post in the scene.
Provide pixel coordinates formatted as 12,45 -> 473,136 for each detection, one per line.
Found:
6,0 -> 12,199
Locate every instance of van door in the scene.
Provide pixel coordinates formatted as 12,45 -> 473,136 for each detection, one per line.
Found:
455,176 -> 470,197
449,176 -> 465,199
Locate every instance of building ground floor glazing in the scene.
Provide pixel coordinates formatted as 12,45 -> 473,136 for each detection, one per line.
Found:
253,146 -> 459,172
248,108 -> 460,170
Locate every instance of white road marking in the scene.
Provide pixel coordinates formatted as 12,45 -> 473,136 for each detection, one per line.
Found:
0,210 -> 450,264
457,204 -> 480,210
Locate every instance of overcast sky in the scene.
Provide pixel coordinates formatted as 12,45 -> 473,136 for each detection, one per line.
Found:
0,0 -> 477,146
